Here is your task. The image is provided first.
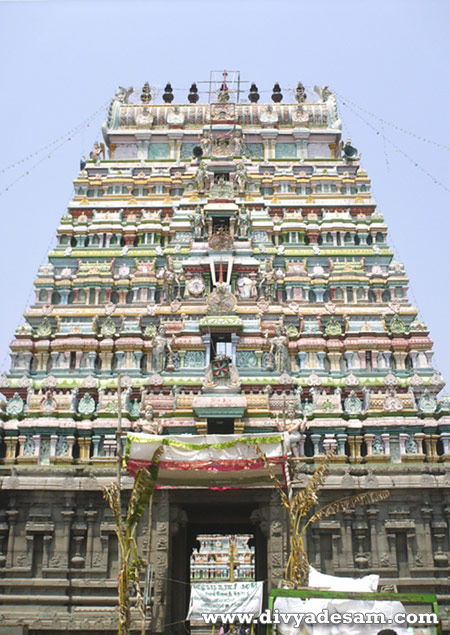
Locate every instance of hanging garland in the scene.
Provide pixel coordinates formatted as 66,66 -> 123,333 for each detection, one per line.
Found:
335,95 -> 450,194
0,101 -> 109,198
333,90 -> 450,152
0,101 -> 108,174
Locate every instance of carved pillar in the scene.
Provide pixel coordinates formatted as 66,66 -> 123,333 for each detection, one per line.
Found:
353,516 -> 369,569
231,333 -> 239,366
366,507 -> 379,568
6,508 -> 18,568
202,333 -> 211,367
348,435 -> 363,462
386,532 -> 396,569
268,491 -> 286,587
420,503 -> 434,568
440,432 -> 450,456
424,434 -> 440,461
399,433 -> 408,457
60,499 -> 75,569
78,437 -> 91,462
151,491 -> 170,634
364,433 -> 375,457
310,433 -> 322,457
381,433 -> 390,457
297,433 -> 306,457
4,436 -> 18,463
336,433 -> 347,458
85,509 -> 97,569
328,352 -> 342,371
343,510 -> 354,568
43,534 -> 53,569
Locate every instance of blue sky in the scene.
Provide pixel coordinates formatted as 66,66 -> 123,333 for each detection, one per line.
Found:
1,0 -> 450,383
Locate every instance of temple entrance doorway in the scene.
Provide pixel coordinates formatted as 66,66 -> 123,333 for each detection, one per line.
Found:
168,493 -> 268,635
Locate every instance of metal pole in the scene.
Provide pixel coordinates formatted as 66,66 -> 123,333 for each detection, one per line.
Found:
117,372 -> 123,489
116,372 -> 124,633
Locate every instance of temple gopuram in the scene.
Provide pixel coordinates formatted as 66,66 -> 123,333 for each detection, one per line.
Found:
0,73 -> 449,634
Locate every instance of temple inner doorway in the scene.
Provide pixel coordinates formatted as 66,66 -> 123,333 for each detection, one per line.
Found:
168,496 -> 267,635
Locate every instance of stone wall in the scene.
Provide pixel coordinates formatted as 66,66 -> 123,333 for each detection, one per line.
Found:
0,465 -> 449,633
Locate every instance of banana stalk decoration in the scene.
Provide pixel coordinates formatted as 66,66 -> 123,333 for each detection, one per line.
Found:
256,447 -> 389,588
103,446 -> 163,634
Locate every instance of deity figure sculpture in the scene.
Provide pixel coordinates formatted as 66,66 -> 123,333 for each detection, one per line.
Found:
89,141 -> 104,164
233,130 -> 244,156
275,401 -> 308,458
194,161 -> 208,192
200,132 -> 212,156
235,161 -> 248,192
258,256 -> 276,300
151,326 -> 172,372
237,206 -> 250,238
114,86 -> 133,104
274,267 -> 285,298
157,256 -> 180,301
269,324 -> 290,373
172,385 -> 180,410
206,282 -> 237,314
134,405 -> 163,435
136,107 -> 153,127
192,206 -> 205,239
236,275 -> 256,300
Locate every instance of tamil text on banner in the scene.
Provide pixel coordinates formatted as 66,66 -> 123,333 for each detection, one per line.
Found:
187,581 -> 264,620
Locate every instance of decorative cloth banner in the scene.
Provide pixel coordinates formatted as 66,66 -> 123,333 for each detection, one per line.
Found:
187,581 -> 264,620
125,432 -> 289,488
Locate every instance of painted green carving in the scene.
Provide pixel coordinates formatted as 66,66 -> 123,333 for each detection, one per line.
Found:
244,143 -> 264,159
55,435 -> 68,457
180,143 -> 197,159
325,315 -> 342,337
405,434 -> 417,454
184,351 -> 206,369
37,317 -> 52,338
101,317 -> 117,337
148,143 -> 170,159
372,435 -> 385,454
78,393 -> 96,416
344,390 -> 362,415
275,143 -> 296,158
144,324 -> 156,338
418,390 -> 437,413
389,314 -> 406,335
286,325 -> 299,339
236,351 -> 258,369
6,392 -> 24,417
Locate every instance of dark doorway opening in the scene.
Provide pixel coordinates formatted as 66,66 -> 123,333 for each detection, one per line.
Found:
207,418 -> 235,434
169,495 -> 268,635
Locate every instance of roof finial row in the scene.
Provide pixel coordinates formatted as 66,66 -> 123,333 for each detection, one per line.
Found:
137,81 -> 309,104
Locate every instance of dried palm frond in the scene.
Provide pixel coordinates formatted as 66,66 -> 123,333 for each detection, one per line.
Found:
103,482 -> 123,531
255,444 -> 290,509
306,489 -> 390,527
295,450 -> 334,508
257,444 -> 391,590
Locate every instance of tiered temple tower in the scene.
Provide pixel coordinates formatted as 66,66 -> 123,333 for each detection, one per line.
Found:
190,534 -> 255,582
0,76 -> 449,634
